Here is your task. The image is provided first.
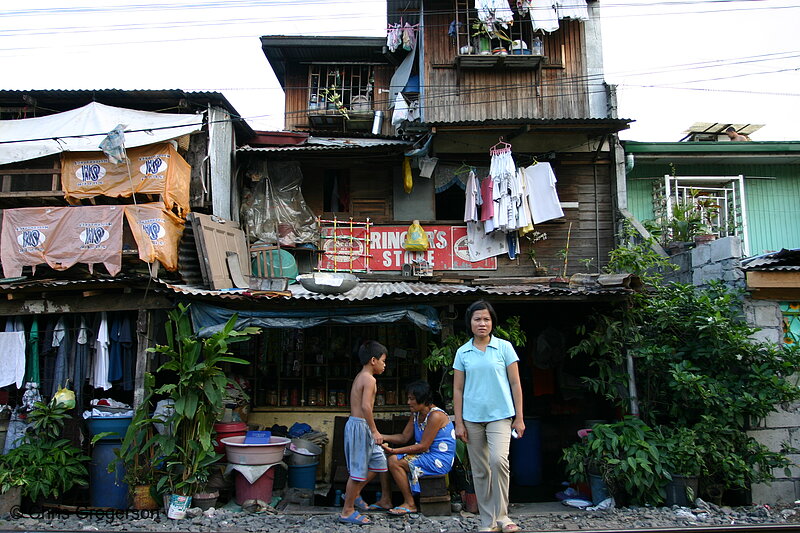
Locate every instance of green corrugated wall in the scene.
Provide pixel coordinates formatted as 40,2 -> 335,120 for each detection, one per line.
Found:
626,162 -> 800,256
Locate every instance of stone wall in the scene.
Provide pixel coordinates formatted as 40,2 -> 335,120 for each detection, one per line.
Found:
665,236 -> 798,504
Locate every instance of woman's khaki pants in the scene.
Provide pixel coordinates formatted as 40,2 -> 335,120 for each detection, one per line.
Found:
465,418 -> 512,530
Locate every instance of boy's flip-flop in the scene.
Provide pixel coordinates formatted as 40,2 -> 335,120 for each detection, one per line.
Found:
368,503 -> 391,511
353,496 -> 369,512
388,506 -> 416,516
338,511 -> 370,525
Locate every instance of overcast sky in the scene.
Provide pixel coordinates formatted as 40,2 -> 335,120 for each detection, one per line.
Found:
2,0 -> 799,141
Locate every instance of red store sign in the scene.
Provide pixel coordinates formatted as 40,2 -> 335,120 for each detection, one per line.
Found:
318,225 -> 497,272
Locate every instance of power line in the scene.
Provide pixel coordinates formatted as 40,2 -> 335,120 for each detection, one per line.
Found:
1,0 -> 798,46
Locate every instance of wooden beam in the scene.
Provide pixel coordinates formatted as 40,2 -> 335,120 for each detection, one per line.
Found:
133,309 -> 154,409
746,271 -> 800,289
0,293 -> 174,315
0,168 -> 62,175
748,288 -> 800,300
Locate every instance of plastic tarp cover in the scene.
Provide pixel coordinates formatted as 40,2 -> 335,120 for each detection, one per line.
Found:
61,142 -> 191,216
124,204 -> 185,271
0,102 -> 203,165
190,302 -> 441,337
1,205 -> 124,277
240,160 -> 318,245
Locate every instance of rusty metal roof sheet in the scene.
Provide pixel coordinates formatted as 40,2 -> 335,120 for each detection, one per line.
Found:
239,136 -> 413,153
148,278 -> 634,302
0,277 -> 136,291
289,281 -> 477,300
741,248 -> 800,271
415,117 -> 633,134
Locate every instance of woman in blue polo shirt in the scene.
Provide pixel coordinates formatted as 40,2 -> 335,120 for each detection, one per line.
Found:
453,300 -> 525,533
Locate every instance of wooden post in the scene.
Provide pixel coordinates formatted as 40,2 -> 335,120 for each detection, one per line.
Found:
133,309 -> 153,409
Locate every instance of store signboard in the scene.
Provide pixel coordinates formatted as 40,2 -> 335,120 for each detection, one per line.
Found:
318,225 -> 497,271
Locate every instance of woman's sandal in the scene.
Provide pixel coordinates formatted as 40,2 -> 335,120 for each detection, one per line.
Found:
502,523 -> 521,532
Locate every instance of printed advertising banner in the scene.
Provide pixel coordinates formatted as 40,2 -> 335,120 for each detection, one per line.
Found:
1,206 -> 124,278
318,225 -> 496,272
61,142 -> 191,216
124,204 -> 185,271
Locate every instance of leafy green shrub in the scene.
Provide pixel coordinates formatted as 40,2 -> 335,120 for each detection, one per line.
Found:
562,417 -> 669,505
570,280 -> 800,502
0,397 -> 89,501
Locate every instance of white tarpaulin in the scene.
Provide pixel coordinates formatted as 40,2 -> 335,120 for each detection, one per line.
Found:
0,102 -> 203,165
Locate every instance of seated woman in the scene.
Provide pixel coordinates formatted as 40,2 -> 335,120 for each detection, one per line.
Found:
380,380 -> 456,516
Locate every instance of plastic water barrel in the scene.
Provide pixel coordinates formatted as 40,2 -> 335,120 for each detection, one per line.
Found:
287,462 -> 318,489
90,441 -> 129,509
509,418 -> 542,486
213,422 -> 248,454
234,466 -> 276,505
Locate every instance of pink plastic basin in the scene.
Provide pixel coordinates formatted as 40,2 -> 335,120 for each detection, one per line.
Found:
220,435 -> 290,465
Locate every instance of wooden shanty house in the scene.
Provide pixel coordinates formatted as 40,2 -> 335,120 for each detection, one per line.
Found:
0,89 -> 253,408
201,0 -> 642,497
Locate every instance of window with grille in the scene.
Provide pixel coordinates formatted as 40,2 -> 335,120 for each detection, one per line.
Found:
307,64 -> 375,115
450,2 -> 553,62
654,175 -> 750,254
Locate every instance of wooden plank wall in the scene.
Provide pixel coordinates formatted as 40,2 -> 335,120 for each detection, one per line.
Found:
284,64 -> 309,131
493,159 -> 614,276
423,13 -> 590,122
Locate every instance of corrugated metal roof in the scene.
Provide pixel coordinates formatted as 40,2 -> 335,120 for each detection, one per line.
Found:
239,136 -> 413,153
156,282 -> 252,299
289,281 -> 477,300
152,280 -> 631,301
741,248 -> 800,271
260,36 -> 388,88
0,277 -> 137,291
418,117 -> 633,133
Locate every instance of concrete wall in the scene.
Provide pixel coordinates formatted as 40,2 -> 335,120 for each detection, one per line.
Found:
665,236 -> 799,504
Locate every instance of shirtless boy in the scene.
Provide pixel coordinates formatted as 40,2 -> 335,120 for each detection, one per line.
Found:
338,340 -> 388,525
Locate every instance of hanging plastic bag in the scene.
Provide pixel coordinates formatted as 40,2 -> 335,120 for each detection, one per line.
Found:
403,157 -> 413,193
54,386 -> 76,409
403,220 -> 429,251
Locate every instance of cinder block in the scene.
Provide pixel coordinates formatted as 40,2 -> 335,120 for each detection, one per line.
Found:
701,263 -> 723,281
691,245 -> 711,267
748,428 -> 791,450
751,480 -> 799,505
773,454 -> 800,478
710,236 -> 743,262
763,406 -> 800,428
752,302 -> 782,328
720,258 -> 741,271
723,269 -> 744,282
749,328 -> 783,344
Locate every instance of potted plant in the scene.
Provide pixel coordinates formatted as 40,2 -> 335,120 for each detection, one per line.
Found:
561,417 -> 670,506
108,372 -> 160,510
660,426 -> 704,507
453,439 -> 477,513
0,397 -> 90,509
0,466 -> 26,515
470,20 -> 512,55
527,249 -> 549,277
664,200 -> 703,254
690,191 -> 720,245
150,303 -> 259,518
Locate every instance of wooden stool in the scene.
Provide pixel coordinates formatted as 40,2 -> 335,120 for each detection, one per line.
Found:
418,474 -> 451,516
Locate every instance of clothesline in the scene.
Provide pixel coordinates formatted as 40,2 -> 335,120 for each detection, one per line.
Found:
463,139 -> 565,263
